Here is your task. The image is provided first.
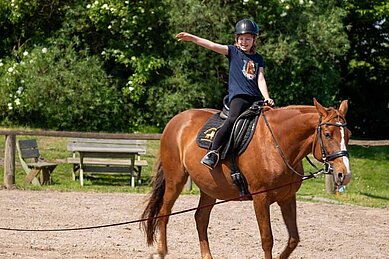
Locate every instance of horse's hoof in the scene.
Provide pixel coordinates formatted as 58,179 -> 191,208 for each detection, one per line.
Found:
149,253 -> 164,259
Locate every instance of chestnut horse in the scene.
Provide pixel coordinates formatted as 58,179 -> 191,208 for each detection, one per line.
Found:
142,99 -> 351,259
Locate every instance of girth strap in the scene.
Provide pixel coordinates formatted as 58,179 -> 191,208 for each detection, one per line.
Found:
229,155 -> 252,200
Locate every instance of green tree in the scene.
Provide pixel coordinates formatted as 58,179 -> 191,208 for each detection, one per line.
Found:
243,0 -> 350,106
83,0 -> 169,129
0,0 -> 71,56
147,0 -> 237,126
1,0 -> 384,138
163,0 -> 349,115
0,0 -> 171,131
339,0 -> 389,139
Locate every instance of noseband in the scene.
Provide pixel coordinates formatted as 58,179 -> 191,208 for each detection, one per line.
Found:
316,116 -> 349,167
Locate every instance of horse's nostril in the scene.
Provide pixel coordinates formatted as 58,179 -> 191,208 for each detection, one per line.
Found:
338,173 -> 344,181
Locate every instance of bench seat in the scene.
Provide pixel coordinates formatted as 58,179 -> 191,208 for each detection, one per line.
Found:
67,157 -> 148,166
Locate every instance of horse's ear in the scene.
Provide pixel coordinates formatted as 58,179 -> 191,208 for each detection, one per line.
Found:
338,100 -> 348,117
313,98 -> 327,117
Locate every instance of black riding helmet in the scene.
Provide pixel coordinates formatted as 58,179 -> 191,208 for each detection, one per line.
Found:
235,19 -> 259,35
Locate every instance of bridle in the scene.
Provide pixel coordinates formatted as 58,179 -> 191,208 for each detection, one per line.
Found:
315,116 -> 349,174
262,109 -> 349,179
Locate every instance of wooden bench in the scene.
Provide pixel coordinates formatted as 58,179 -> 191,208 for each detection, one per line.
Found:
17,139 -> 58,185
66,138 -> 148,186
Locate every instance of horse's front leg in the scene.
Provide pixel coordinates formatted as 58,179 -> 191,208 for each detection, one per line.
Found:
277,195 -> 299,259
195,191 -> 216,259
253,194 -> 273,259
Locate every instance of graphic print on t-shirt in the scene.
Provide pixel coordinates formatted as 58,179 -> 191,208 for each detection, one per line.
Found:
242,60 -> 256,80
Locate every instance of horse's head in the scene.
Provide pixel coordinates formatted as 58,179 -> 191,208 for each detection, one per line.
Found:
312,98 -> 352,188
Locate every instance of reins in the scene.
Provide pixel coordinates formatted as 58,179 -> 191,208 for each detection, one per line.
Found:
262,111 -> 325,179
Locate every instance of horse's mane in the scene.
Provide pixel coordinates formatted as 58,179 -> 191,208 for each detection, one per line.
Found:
274,105 -> 343,121
278,105 -> 315,112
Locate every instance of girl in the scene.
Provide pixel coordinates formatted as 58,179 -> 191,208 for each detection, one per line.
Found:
176,19 -> 274,170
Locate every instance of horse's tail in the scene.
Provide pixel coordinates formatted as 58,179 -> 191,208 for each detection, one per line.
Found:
141,156 -> 165,246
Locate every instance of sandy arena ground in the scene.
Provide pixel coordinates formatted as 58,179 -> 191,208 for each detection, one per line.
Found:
0,190 -> 388,259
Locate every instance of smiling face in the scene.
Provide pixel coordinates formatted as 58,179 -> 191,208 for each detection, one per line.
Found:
236,33 -> 256,53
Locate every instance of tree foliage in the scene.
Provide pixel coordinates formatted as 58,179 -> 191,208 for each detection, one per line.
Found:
150,0 -> 235,125
339,0 -> 389,138
0,0 -> 386,138
0,0 -> 70,56
239,0 -> 349,106
0,45 -> 122,131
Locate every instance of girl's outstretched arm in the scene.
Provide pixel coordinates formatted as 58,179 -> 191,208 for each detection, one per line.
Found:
176,32 -> 228,55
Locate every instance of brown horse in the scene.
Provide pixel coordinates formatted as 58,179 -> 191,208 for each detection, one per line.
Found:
141,99 -> 351,259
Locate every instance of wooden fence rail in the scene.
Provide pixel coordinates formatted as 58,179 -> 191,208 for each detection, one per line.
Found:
1,129 -> 388,189
0,129 -> 162,140
349,139 -> 389,146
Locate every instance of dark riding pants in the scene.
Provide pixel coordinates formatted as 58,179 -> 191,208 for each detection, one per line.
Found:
211,95 -> 257,151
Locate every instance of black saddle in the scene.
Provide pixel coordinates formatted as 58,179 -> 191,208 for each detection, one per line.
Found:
196,98 -> 263,159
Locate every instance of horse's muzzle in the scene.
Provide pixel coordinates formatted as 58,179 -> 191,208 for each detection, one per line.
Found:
335,171 -> 352,186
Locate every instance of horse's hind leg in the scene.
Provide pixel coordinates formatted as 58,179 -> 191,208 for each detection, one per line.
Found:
195,191 -> 216,259
156,168 -> 188,258
277,195 -> 299,259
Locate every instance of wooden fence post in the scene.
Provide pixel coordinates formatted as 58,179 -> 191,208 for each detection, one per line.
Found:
325,174 -> 336,194
4,134 -> 16,188
184,177 -> 192,191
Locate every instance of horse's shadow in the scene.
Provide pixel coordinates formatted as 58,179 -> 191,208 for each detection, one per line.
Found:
360,192 -> 389,201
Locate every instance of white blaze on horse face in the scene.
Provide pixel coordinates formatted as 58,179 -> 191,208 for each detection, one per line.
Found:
339,125 -> 351,175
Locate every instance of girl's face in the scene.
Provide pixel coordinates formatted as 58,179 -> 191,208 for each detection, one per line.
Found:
236,34 -> 255,53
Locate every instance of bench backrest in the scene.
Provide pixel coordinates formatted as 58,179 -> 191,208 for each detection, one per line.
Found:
17,139 -> 40,162
67,138 -> 147,154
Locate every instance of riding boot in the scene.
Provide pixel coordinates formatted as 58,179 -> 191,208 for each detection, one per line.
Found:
201,150 -> 220,170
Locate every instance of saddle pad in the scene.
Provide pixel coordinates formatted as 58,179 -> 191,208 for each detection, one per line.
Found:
196,113 -> 223,149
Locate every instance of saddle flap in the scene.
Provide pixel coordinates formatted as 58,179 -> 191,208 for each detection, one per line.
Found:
196,102 -> 263,159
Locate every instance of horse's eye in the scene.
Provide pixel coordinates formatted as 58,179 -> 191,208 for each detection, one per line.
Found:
324,132 -> 331,139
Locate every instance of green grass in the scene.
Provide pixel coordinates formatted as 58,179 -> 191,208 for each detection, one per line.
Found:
0,136 -> 388,208
298,145 -> 389,208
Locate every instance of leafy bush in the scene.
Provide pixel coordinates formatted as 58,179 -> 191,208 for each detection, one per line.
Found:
0,45 -> 124,131
85,0 -> 169,118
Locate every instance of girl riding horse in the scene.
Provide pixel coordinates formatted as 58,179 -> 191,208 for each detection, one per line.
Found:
176,19 -> 274,170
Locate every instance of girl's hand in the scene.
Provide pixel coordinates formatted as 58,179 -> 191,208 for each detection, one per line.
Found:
264,98 -> 275,107
175,32 -> 195,42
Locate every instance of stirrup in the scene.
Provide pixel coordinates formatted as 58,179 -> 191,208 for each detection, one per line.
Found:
201,150 -> 220,170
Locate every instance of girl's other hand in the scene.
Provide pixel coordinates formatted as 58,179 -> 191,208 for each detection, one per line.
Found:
175,32 -> 194,42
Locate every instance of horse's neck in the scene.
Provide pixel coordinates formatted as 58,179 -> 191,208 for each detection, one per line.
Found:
269,106 -> 318,162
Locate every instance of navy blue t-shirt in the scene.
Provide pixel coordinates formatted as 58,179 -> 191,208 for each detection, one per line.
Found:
227,45 -> 265,104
